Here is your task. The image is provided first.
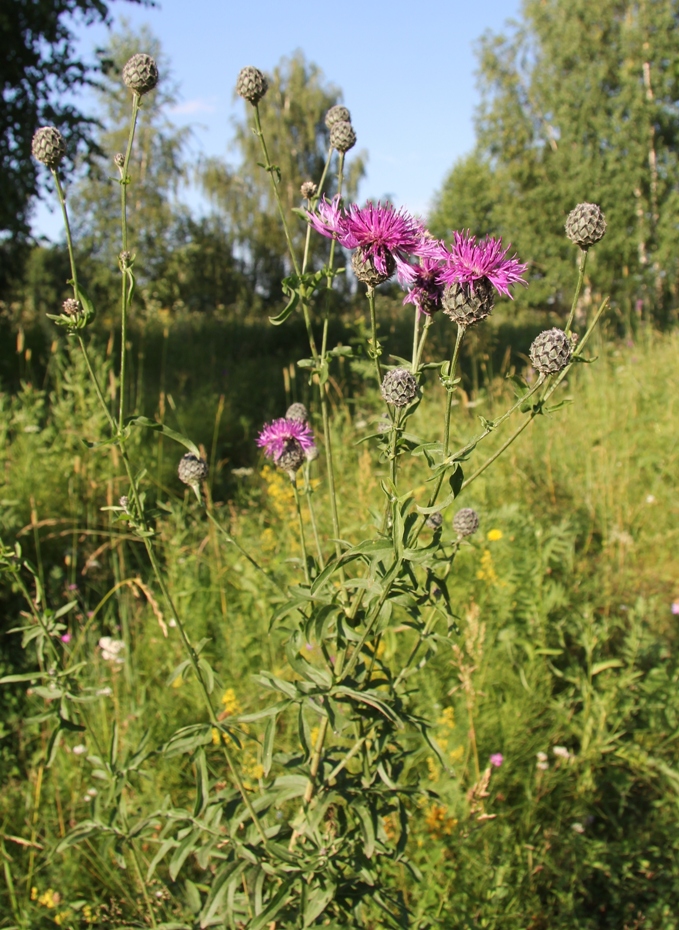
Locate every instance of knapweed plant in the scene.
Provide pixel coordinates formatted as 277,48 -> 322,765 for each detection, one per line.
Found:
2,58 -> 610,929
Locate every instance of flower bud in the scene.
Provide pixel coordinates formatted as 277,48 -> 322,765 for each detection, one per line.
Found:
236,66 -> 268,105
381,368 -> 418,408
286,402 -> 309,423
330,120 -> 356,153
441,280 -> 495,328
122,53 -> 159,96
325,105 -> 351,129
352,248 -> 395,286
32,127 -> 66,168
565,203 -> 606,250
62,299 -> 80,318
178,453 -> 208,487
453,508 -> 479,538
529,328 -> 573,374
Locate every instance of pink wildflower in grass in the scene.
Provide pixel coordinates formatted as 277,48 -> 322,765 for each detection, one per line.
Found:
490,753 -> 504,768
257,417 -> 316,462
672,600 -> 679,615
402,257 -> 445,315
61,633 -> 72,644
308,196 -> 439,283
437,231 -> 527,297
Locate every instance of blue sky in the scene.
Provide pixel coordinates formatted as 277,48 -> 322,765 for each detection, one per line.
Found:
34,0 -> 521,238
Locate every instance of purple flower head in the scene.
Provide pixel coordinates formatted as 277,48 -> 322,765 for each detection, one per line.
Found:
308,196 -> 439,283
672,600 -> 679,616
61,633 -> 72,644
437,231 -> 527,298
257,417 -> 316,463
402,257 -> 445,315
490,753 -> 504,768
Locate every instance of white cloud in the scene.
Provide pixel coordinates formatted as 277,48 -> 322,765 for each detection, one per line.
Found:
169,97 -> 218,116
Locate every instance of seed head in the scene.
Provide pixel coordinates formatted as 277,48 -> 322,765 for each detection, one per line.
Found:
286,402 -> 309,423
178,453 -> 208,487
62,298 -> 80,318
426,511 -> 443,529
122,53 -> 159,96
31,127 -> 66,168
325,105 -> 351,129
441,279 -> 495,328
300,181 -> 317,200
330,120 -> 356,153
529,328 -> 573,374
565,203 -> 606,250
453,508 -> 479,538
236,66 -> 268,105
114,153 -> 125,168
381,368 -> 418,408
352,247 -> 396,286
119,251 -> 133,269
119,496 -> 130,514
276,439 -> 306,477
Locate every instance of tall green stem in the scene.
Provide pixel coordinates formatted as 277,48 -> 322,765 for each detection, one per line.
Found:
411,309 -> 421,372
303,462 -> 324,568
204,508 -> 284,592
292,480 -> 310,585
317,151 -> 345,566
252,104 -> 300,276
118,94 -> 141,431
367,287 -> 382,387
52,172 -> 78,298
565,250 -> 588,334
53,115 -> 269,844
443,324 -> 465,458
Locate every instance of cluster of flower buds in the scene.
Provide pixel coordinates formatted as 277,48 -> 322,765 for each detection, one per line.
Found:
325,104 -> 356,154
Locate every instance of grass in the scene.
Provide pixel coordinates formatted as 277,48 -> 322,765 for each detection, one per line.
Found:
1,316 -> 678,928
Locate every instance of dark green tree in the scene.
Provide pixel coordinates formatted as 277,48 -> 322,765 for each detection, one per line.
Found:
200,52 -> 367,305
71,26 -> 246,316
0,0 -> 149,285
432,0 -> 679,324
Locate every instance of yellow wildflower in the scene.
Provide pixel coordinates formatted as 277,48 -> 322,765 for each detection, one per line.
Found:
425,803 -> 458,838
449,745 -> 464,763
221,688 -> 242,716
487,528 -> 503,541
38,889 -> 60,909
476,549 -> 498,583
437,706 -> 455,729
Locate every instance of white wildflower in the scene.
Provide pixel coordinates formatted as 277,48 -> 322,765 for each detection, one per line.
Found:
99,636 -> 125,663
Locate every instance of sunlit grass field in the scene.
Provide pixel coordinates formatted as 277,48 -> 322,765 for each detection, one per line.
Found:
1,318 -> 679,928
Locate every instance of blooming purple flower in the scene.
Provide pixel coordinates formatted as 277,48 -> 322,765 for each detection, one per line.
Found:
61,632 -> 72,644
257,417 -> 316,463
402,257 -> 445,315
308,196 -> 439,283
437,231 -> 527,297
672,600 -> 679,615
490,753 -> 504,768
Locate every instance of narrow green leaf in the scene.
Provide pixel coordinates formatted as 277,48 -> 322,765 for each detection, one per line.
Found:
262,714 -> 277,777
125,416 -> 201,458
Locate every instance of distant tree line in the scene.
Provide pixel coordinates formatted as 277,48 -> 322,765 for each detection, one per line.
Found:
4,0 -> 679,330
430,0 -> 679,328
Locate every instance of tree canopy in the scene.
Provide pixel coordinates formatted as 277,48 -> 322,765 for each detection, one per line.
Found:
0,0 -> 148,279
430,0 -> 679,326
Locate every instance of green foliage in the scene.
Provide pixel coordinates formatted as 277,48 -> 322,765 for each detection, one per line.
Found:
200,51 -> 366,303
0,0 -> 148,277
432,0 -> 679,325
